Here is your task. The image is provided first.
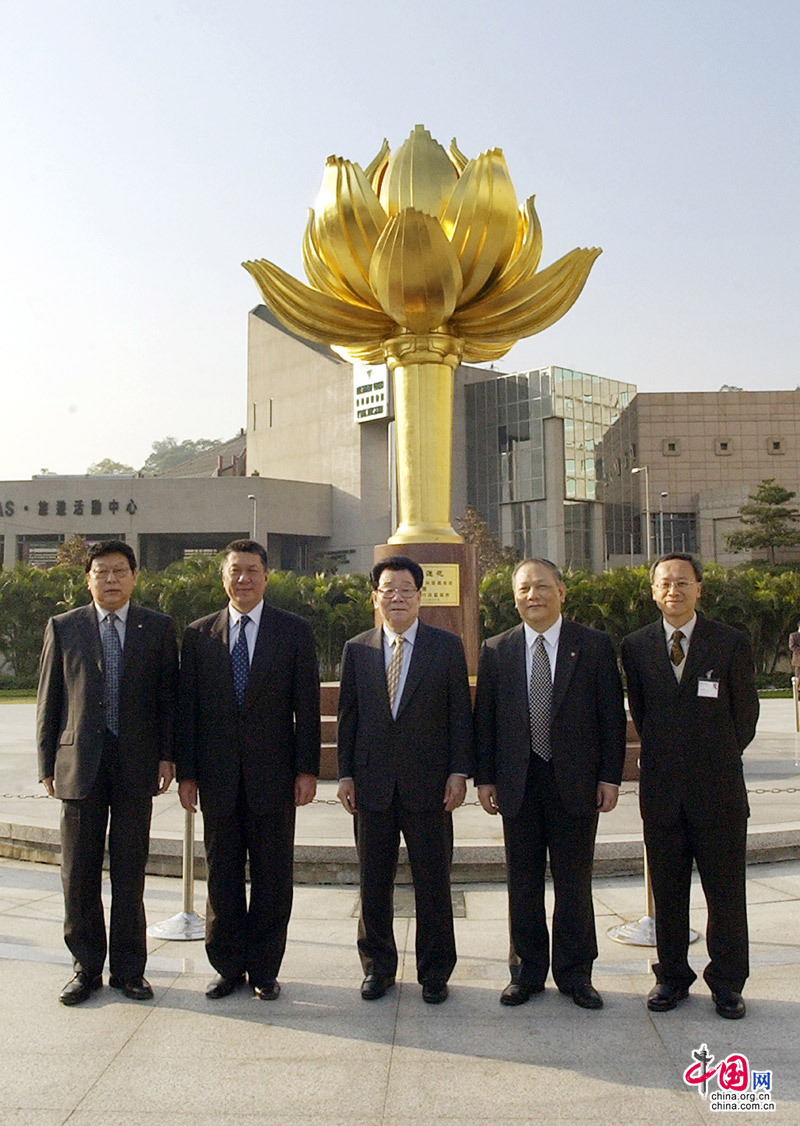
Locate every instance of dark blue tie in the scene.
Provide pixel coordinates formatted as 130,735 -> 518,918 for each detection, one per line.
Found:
231,614 -> 251,710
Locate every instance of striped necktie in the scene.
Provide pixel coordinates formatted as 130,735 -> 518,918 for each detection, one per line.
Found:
386,634 -> 404,711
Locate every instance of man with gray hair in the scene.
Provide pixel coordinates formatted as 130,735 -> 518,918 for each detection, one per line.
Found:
474,558 -> 626,1010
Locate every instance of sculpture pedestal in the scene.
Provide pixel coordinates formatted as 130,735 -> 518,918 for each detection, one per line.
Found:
373,541 -> 480,675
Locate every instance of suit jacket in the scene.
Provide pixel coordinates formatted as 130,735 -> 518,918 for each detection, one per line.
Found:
621,613 -> 759,825
337,620 -> 473,813
176,602 -> 321,818
473,619 -> 627,819
36,603 -> 178,799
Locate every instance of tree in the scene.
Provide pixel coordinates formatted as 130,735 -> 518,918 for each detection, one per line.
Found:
140,436 -> 222,476
86,458 -> 135,475
455,505 -> 518,578
56,535 -> 90,567
725,479 -> 800,564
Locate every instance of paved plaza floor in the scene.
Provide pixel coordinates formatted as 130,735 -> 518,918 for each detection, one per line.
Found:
1,699 -> 799,1122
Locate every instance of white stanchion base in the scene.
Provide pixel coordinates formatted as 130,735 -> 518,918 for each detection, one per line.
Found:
607,916 -> 700,947
146,911 -> 205,941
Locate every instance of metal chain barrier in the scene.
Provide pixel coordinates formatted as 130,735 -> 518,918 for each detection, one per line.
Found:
4,786 -> 800,801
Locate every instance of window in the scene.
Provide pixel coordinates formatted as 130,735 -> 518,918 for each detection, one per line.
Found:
662,439 -> 681,456
715,438 -> 732,456
768,438 -> 784,455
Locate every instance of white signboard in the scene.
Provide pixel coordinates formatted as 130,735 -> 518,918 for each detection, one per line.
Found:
353,364 -> 389,422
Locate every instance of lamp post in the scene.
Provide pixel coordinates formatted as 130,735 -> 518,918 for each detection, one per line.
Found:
659,491 -> 668,555
631,466 -> 651,561
247,493 -> 257,540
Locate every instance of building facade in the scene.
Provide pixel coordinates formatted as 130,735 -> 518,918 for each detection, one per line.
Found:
599,390 -> 800,566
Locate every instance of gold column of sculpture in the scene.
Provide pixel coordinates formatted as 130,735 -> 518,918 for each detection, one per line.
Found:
243,126 -> 601,543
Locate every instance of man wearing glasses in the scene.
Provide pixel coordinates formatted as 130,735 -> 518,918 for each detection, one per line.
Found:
37,540 -> 178,1005
337,556 -> 472,1004
622,552 -> 759,1020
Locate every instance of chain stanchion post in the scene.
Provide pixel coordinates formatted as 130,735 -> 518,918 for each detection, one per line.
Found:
608,844 -> 700,949
146,809 -> 205,941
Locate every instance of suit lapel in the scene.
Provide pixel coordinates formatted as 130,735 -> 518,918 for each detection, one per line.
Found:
505,624 -> 529,728
242,603 -> 278,712
209,607 -> 237,706
395,621 -> 436,717
120,603 -> 144,679
77,603 -> 103,676
551,619 -> 581,717
363,627 -> 393,720
646,619 -> 681,693
680,614 -> 712,691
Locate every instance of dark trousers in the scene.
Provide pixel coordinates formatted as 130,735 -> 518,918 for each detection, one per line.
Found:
645,803 -> 749,993
60,733 -> 152,980
502,756 -> 599,990
355,793 -> 456,984
203,780 -> 296,986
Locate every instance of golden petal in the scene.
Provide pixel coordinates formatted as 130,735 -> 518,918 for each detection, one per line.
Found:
448,138 -> 468,174
364,138 -> 390,194
368,209 -> 463,333
302,210 -> 359,305
379,125 -> 458,219
440,148 -> 520,305
491,195 -> 543,295
312,158 -> 388,306
461,339 -> 516,363
451,247 -> 602,342
243,258 -> 393,352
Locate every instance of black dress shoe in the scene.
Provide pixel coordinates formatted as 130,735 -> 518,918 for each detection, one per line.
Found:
712,988 -> 746,1020
252,980 -> 280,1000
109,975 -> 154,1001
205,973 -> 245,999
422,980 -> 449,1004
500,981 -> 545,1006
59,972 -> 103,1006
560,982 -> 603,1009
360,974 -> 395,1000
647,982 -> 689,1012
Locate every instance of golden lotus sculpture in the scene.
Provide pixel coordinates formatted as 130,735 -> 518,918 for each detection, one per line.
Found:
244,126 -> 601,542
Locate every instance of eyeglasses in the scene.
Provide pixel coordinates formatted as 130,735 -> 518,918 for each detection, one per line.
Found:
90,567 -> 132,580
653,580 -> 695,591
376,586 -> 419,599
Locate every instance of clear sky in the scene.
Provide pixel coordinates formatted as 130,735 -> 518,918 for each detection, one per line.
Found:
1,0 -> 797,480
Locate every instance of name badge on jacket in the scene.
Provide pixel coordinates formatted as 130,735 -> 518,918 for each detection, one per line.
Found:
697,677 -> 720,699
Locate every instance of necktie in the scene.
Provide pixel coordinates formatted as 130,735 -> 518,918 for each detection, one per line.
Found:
231,614 -> 251,709
102,612 -> 122,736
386,634 -> 404,711
529,634 -> 552,761
670,629 -> 685,667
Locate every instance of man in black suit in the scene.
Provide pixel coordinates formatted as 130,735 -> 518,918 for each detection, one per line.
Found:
337,555 -> 473,1004
37,540 -> 178,1005
474,558 -> 626,1010
177,539 -> 320,1001
621,552 -> 759,1020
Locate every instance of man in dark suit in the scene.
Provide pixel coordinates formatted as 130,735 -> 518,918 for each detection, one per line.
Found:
474,558 -> 626,1010
621,552 -> 759,1020
37,539 -> 178,1005
337,555 -> 473,1004
177,539 -> 320,1001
